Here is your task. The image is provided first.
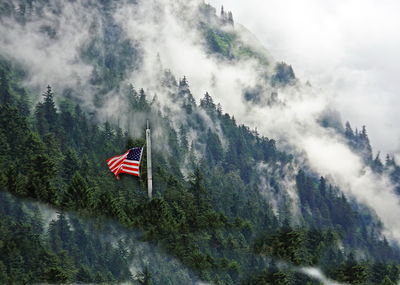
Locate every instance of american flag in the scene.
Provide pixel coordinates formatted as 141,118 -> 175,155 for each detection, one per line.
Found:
106,147 -> 143,178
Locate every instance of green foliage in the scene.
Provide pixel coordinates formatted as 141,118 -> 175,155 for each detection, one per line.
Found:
0,191 -> 131,284
205,28 -> 234,58
271,62 -> 296,87
344,122 -> 373,163
0,57 -> 399,285
201,25 -> 268,64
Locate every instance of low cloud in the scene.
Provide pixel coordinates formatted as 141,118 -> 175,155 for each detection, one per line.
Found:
115,0 -> 400,243
301,267 -> 345,285
0,0 -> 96,103
208,0 -> 400,155
2,0 -> 400,247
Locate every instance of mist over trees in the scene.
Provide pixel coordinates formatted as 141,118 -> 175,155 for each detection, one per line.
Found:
1,59 -> 400,283
0,0 -> 400,284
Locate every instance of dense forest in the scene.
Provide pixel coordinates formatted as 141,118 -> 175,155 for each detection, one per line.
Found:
1,0 -> 400,284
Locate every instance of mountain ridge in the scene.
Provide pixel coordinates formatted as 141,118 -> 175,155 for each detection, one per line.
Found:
0,0 -> 400,284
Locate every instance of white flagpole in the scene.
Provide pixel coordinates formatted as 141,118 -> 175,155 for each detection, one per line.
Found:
146,120 -> 153,199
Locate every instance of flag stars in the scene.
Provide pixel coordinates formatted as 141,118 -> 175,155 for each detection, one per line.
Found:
127,147 -> 142,161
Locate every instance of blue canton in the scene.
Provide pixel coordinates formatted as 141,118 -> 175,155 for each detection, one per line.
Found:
127,147 -> 142,161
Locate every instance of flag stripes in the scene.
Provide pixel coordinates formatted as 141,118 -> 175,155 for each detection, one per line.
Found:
106,147 -> 143,178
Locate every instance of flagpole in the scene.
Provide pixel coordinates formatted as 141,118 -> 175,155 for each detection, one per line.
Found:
146,120 -> 153,199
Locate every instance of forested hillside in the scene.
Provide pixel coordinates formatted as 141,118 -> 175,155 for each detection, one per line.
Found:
1,0 -> 400,284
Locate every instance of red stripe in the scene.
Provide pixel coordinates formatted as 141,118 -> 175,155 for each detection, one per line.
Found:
123,161 -> 139,166
121,166 -> 139,172
107,154 -> 124,164
106,150 -> 129,164
111,161 -> 124,173
108,155 -> 127,169
114,168 -> 122,176
122,164 -> 139,168
120,169 -> 140,176
106,149 -> 142,178
107,156 -> 122,168
109,158 -> 137,175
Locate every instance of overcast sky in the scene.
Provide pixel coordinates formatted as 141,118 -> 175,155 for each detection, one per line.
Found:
208,0 -> 400,156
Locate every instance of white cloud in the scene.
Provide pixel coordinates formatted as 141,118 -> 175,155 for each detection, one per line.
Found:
301,267 -> 345,285
208,0 -> 400,155
114,0 -> 400,243
0,0 -> 96,102
3,0 -> 400,245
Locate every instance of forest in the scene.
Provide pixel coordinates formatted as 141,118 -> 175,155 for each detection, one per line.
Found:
1,0 -> 400,284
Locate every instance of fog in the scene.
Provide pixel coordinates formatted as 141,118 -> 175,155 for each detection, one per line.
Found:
209,0 -> 400,156
2,0 -> 400,247
301,267 -> 345,285
115,0 -> 400,242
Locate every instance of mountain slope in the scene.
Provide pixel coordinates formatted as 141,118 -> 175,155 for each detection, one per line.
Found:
0,0 -> 400,284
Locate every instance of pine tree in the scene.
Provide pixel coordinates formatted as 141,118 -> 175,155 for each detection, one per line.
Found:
217,103 -> 223,115
179,125 -> 189,151
385,154 -> 392,167
359,125 -> 373,161
373,152 -> 384,174
178,76 -> 195,114
35,85 -> 58,136
345,121 -> 354,140
180,76 -> 188,88
63,172 -> 89,209
48,213 -> 72,251
200,92 -> 216,111
319,176 -> 326,196
127,84 -> 138,107
380,276 -> 395,285
227,11 -> 234,26
138,88 -> 150,111
189,168 -> 209,212
205,129 -> 223,164
62,148 -> 80,180
0,70 -> 11,105
339,253 -> 369,284
43,85 -> 58,131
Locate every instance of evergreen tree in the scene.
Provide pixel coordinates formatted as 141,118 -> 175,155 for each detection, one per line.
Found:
359,125 -> 373,161
200,92 -> 216,111
63,172 -> 89,209
48,213 -> 72,251
0,70 -> 11,105
179,125 -> 189,151
138,88 -> 148,111
373,152 -> 384,174
318,176 -> 326,196
35,85 -> 58,136
1,56 -> 400,284
62,148 -> 80,180
271,62 -> 296,87
227,11 -> 234,26
380,276 -> 396,285
43,85 -> 58,130
189,168 -> 209,212
345,121 -> 354,140
178,76 -> 195,114
205,129 -> 223,164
